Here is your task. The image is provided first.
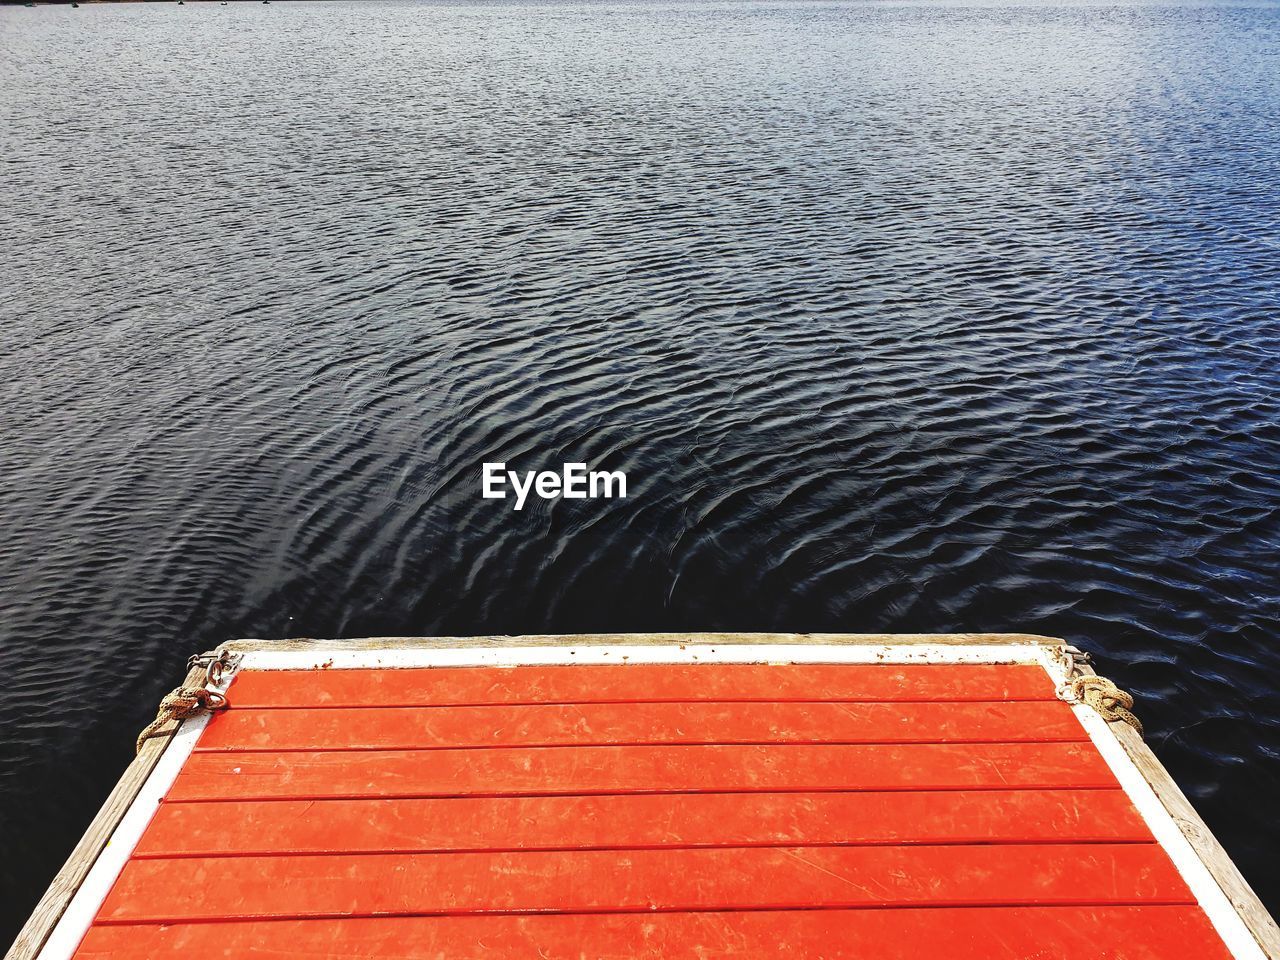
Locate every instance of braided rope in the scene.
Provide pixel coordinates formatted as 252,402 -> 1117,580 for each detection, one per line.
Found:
1067,675 -> 1143,736
136,685 -> 228,754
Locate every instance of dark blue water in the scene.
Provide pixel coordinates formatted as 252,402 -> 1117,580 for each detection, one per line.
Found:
2,0 -> 1279,944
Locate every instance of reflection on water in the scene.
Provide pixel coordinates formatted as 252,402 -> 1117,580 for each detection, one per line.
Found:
2,0 -> 1279,940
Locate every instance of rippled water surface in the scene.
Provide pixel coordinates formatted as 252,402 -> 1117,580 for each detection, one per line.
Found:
3,0 -> 1280,941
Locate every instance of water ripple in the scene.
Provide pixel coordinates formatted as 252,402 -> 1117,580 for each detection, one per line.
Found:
3,0 -> 1280,944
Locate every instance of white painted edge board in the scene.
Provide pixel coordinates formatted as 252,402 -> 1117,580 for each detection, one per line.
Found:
28,662 -> 237,960
26,639 -> 1273,960
236,642 -> 1055,670
225,632 -> 1063,652
1071,704 -> 1267,960
32,716 -> 212,960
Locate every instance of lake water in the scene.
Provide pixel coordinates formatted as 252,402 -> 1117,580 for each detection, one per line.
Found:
2,0 -> 1279,943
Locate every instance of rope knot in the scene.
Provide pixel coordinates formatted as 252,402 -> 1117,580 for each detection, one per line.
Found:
136,684 -> 228,754
1066,675 -> 1143,736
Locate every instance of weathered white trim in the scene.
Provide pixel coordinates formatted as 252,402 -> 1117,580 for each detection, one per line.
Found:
1074,706 -> 1266,960
238,643 -> 1052,671
34,718 -> 208,960
1038,653 -> 1268,960
33,659 -> 242,960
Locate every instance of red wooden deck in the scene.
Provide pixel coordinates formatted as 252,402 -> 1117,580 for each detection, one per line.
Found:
71,661 -> 1237,958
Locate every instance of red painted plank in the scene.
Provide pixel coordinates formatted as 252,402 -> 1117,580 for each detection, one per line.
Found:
97,844 -> 1191,923
195,699 -> 1087,752
224,663 -> 1059,707
133,789 -> 1151,858
167,742 -> 1117,801
73,906 -> 1236,960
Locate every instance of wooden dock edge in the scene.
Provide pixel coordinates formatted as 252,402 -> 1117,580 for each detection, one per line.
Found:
220,631 -> 1067,652
4,661 -> 207,960
1074,660 -> 1280,959
6,633 -> 1277,960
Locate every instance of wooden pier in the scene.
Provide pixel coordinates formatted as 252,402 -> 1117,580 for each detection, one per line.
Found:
7,633 -> 1279,959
